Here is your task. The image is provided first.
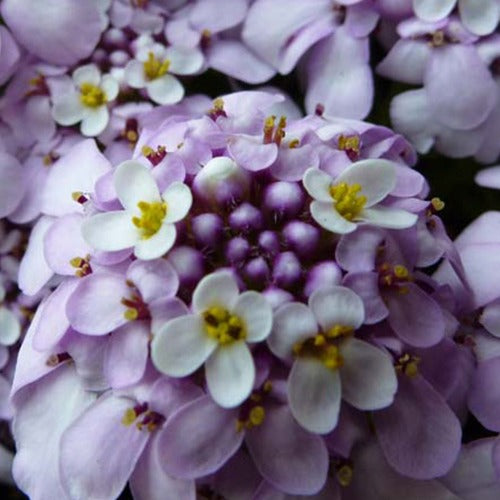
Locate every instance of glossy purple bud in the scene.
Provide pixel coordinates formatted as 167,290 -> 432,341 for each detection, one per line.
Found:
229,203 -> 262,233
225,237 -> 250,264
304,262 -> 342,297
273,252 -> 302,288
244,257 -> 270,285
167,246 -> 205,287
192,213 -> 224,248
283,221 -> 320,256
263,181 -> 304,219
258,231 -> 280,257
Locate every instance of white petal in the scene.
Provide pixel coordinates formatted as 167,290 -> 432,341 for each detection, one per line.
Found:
114,160 -> 161,211
303,168 -> 333,202
268,303 -> 318,359
192,271 -> 240,313
309,286 -> 365,331
288,358 -> 341,434
165,46 -> 204,75
340,338 -> 397,410
232,291 -> 273,342
52,92 -> 85,126
310,201 -> 357,234
0,307 -> 20,346
151,315 -> 217,377
80,106 -> 109,137
413,0 -> 456,21
147,74 -> 184,105
336,159 -> 396,207
134,223 -> 176,260
124,60 -> 147,88
73,64 -> 101,86
163,182 -> 192,223
360,206 -> 418,229
459,0 -> 499,36
82,211 -> 139,251
205,342 -> 255,408
101,74 -> 119,101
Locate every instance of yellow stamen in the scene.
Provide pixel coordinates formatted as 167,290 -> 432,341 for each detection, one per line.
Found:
288,138 -> 300,148
124,308 -> 139,321
79,82 -> 107,108
395,353 -> 420,377
143,52 -> 170,81
132,201 -> 167,239
141,145 -> 155,157
338,134 -> 360,154
431,30 -> 445,47
431,197 -> 445,211
329,182 -> 367,220
326,325 -> 354,338
121,408 -> 137,426
203,306 -> 246,345
337,464 -> 353,487
393,265 -> 409,279
248,406 -> 265,426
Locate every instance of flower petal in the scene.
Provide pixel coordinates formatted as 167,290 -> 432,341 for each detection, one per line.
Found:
82,211 -> 139,252
360,206 -> 418,229
73,64 -> 100,86
114,160 -> 161,211
288,358 -> 341,434
124,59 -> 147,88
80,106 -> 109,137
52,91 -> 84,126
309,286 -> 365,331
192,270 -> 240,313
412,0 -> 455,21
147,74 -> 184,105
459,0 -> 499,35
162,182 -> 192,223
340,338 -> 397,410
0,307 -> 20,346
164,46 -> 203,75
310,201 -> 357,234
133,222 -> 176,260
303,168 -> 333,202
151,315 -> 216,377
232,291 -> 273,342
206,342 -> 255,408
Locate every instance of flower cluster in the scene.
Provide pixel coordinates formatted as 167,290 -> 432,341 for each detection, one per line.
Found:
6,90 -> 495,499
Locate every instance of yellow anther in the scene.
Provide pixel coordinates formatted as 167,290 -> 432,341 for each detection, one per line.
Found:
43,154 -> 53,166
249,406 -> 265,427
288,138 -> 300,149
213,98 -> 224,110
264,115 -> 276,130
314,334 -> 326,346
126,130 -> 138,143
322,345 -> 343,370
141,145 -> 155,157
431,197 -> 445,211
326,325 -> 353,338
121,408 -> 137,426
396,353 -> 420,377
337,464 -> 353,487
132,201 -> 167,239
338,134 -> 360,154
72,191 -> 84,201
404,361 -> 419,377
70,257 -> 84,268
250,393 -> 262,402
124,308 -> 139,321
263,380 -> 273,393
235,419 -> 245,432
203,306 -> 246,345
329,182 -> 367,220
79,82 -> 107,108
393,265 -> 409,279
143,52 -> 170,81
431,30 -> 445,47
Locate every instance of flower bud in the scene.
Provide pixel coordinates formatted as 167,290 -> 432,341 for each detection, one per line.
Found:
273,252 -> 302,288
263,181 -> 304,220
304,262 -> 342,297
192,213 -> 224,248
283,221 -> 320,256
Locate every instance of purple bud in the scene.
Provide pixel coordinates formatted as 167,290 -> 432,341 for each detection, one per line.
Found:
258,231 -> 280,257
103,28 -> 128,49
167,246 -> 205,287
283,221 -> 320,256
192,213 -> 224,248
225,237 -> 250,264
273,252 -> 302,288
109,50 -> 129,67
229,203 -> 262,233
262,286 -> 293,310
304,262 -> 342,297
263,181 -> 304,219
91,48 -> 107,65
244,257 -> 270,285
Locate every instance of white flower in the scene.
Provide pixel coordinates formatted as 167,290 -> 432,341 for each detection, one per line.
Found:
124,39 -> 203,105
151,270 -> 273,408
303,159 -> 417,234
82,160 -> 192,260
52,64 -> 119,137
268,286 -> 397,434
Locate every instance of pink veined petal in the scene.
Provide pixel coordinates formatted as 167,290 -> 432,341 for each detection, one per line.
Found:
151,314 -> 217,377
59,394 -> 150,500
340,337 -> 397,410
205,342 -> 255,408
82,211 -> 139,252
147,74 -> 184,105
288,358 -> 342,434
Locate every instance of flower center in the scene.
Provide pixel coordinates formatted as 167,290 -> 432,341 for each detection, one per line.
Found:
69,255 -> 92,278
293,325 -> 353,370
329,182 -> 366,220
203,306 -> 247,345
263,115 -> 286,146
235,380 -> 272,432
132,201 -> 167,239
395,352 -> 420,377
143,52 -> 170,81
121,402 -> 165,432
79,82 -> 107,108
337,134 -> 360,161
378,263 -> 412,294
